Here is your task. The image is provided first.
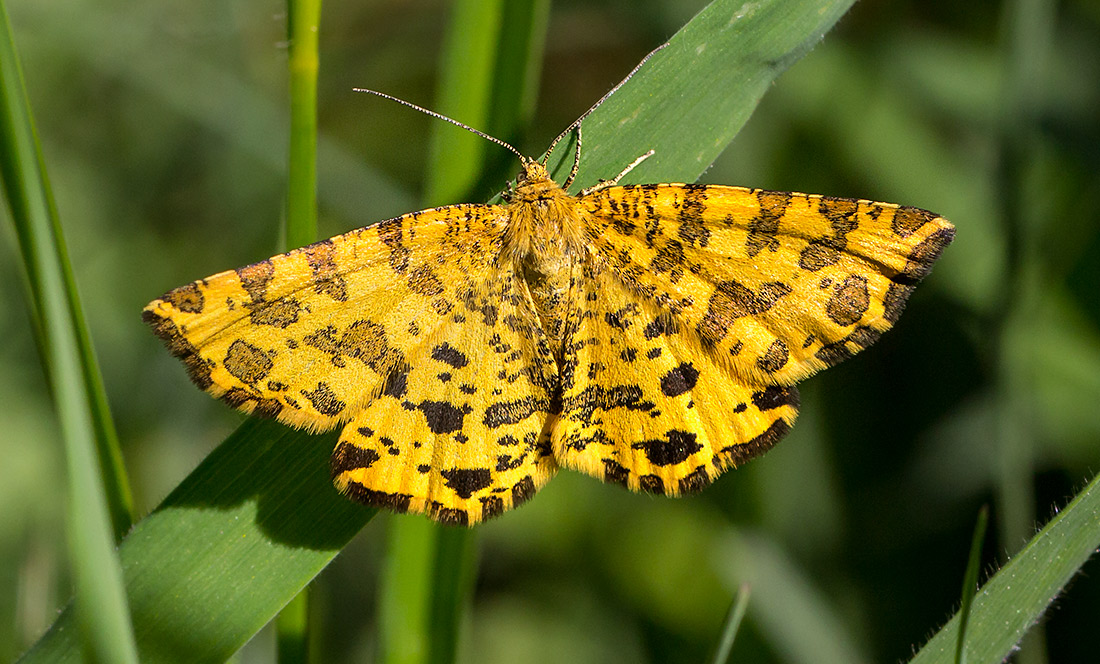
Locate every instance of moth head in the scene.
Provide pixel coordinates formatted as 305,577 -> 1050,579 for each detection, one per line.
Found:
516,160 -> 552,187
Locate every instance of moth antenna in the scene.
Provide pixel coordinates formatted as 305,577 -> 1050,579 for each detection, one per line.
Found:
354,88 -> 526,163
562,123 -> 583,190
543,41 -> 669,169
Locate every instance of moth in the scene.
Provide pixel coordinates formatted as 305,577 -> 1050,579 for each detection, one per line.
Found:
145,47 -> 954,525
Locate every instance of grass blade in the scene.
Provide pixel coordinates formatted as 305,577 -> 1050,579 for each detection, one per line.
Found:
276,0 -> 324,658
426,527 -> 478,664
909,472 -> 1100,664
276,588 -> 310,664
708,585 -> 751,664
0,6 -> 133,544
19,420 -> 372,664
545,0 -> 857,190
378,517 -> 438,664
0,1 -> 137,662
18,0 -> 858,660
285,0 -> 322,250
955,506 -> 989,664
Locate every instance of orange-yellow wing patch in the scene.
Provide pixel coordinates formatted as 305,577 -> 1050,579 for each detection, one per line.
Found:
554,260 -> 798,495
144,204 -> 557,525
580,184 -> 954,386
329,267 -> 558,525
552,183 -> 952,493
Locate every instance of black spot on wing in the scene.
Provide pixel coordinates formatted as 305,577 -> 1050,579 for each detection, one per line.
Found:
751,386 -> 799,411
639,474 -> 665,494
814,326 -> 882,366
495,453 -> 525,472
340,483 -> 413,513
698,280 -> 790,347
643,314 -> 678,339
746,190 -> 791,257
603,460 -> 629,488
896,227 -> 955,285
891,205 -> 938,237
826,275 -> 870,327
483,396 -> 549,428
660,363 -> 699,397
721,418 -> 791,466
236,260 -> 275,301
561,385 -> 655,427
632,430 -> 702,466
678,466 -> 711,494
440,468 -> 492,499
756,340 -> 789,373
142,311 -> 214,390
480,495 -> 505,520
223,340 -> 272,384
302,382 -> 346,416
512,475 -> 536,507
164,282 -> 205,313
417,401 -> 471,434
431,342 -> 469,368
222,388 -> 283,419
604,305 -> 637,330
330,441 -> 381,475
382,364 -> 410,398
248,298 -> 302,328
433,506 -> 469,526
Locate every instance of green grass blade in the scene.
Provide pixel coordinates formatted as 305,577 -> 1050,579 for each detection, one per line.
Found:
955,506 -> 989,664
426,527 -> 478,664
0,2 -> 138,662
473,0 -> 551,195
276,588 -> 311,664
285,0 -> 322,250
544,0 -> 858,191
379,520 -> 477,664
378,517 -> 438,664
19,420 -> 373,664
708,585 -> 751,664
484,0 -> 549,143
988,3 -> 1058,660
0,6 -> 133,544
276,0 -> 323,658
18,0 -> 857,660
910,472 -> 1100,664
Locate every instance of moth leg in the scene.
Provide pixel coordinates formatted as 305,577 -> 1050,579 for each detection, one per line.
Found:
580,150 -> 655,196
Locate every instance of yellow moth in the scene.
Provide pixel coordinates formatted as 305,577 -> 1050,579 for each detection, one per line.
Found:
145,46 -> 953,525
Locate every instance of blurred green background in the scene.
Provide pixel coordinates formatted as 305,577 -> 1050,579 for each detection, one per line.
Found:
2,0 -> 1099,662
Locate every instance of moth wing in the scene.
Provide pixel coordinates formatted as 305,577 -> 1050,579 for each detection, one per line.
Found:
553,261 -> 797,495
145,203 -> 510,430
552,183 -> 952,492
145,204 -> 558,523
579,184 -> 954,385
330,266 -> 558,525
